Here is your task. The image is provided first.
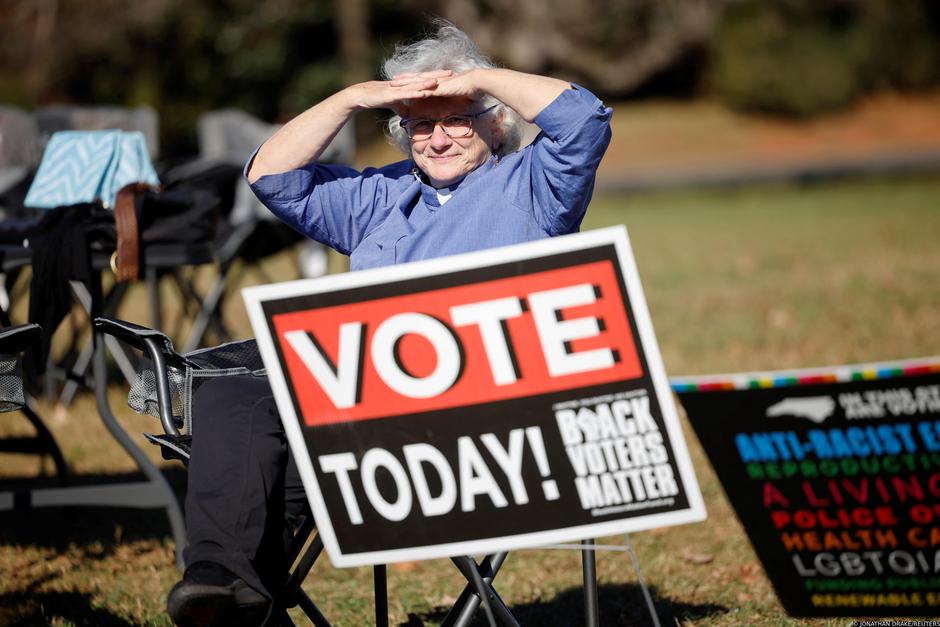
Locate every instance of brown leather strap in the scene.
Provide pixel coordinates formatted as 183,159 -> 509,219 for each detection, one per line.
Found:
113,183 -> 151,282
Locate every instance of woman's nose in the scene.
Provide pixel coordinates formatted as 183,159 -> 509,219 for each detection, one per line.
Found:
429,124 -> 452,148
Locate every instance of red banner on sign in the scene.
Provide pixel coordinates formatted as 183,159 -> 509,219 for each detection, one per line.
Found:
272,260 -> 642,425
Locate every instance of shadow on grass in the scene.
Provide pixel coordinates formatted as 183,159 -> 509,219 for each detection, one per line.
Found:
0,588 -> 137,626
0,468 -> 186,557
401,581 -> 727,627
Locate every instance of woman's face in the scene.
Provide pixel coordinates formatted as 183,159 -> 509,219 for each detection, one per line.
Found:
406,96 -> 499,189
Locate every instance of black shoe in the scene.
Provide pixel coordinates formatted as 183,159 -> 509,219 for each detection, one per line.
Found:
167,561 -> 270,626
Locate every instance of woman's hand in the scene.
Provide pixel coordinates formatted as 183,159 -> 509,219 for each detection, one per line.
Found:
419,69 -> 486,101
346,70 -> 454,115
248,67 -> 568,181
248,70 -> 455,181
426,68 -> 570,122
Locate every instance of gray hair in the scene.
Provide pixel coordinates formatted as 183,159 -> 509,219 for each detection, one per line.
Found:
381,20 -> 524,157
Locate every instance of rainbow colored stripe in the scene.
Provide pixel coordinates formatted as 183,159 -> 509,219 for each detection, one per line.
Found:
669,359 -> 940,393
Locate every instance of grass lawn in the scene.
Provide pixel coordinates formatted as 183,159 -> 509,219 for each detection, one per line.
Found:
1,174 -> 938,626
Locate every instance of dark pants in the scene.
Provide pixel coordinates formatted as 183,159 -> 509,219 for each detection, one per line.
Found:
183,375 -> 307,603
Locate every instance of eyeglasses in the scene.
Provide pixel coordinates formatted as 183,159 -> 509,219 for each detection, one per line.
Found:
400,104 -> 499,141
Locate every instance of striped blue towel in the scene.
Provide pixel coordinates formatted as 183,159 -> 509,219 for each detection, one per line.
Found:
24,130 -> 159,209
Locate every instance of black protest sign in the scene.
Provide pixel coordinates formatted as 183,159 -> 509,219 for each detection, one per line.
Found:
675,362 -> 940,616
245,227 -> 705,567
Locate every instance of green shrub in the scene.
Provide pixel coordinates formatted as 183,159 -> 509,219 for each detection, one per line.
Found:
709,0 -> 940,116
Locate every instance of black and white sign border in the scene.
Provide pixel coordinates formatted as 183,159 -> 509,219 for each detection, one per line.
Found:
243,225 -> 706,567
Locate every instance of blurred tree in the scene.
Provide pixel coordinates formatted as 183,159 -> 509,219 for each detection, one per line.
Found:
0,0 -> 373,156
709,0 -> 940,116
1,0 -> 938,156
336,0 -> 372,85
424,0 -> 731,93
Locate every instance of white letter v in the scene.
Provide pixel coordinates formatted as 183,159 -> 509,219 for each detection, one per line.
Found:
285,323 -> 364,409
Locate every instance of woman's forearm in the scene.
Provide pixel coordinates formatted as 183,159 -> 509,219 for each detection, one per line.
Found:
247,73 -> 451,183
246,90 -> 358,183
471,69 -> 571,123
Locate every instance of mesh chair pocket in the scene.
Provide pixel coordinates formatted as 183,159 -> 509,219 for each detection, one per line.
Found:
0,353 -> 26,412
128,338 -> 266,433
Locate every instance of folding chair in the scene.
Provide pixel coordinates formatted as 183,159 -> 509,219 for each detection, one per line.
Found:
33,191 -> 219,406
93,316 -> 389,627
29,104 -> 211,342
0,323 -> 68,486
0,106 -> 43,324
34,104 -> 160,161
20,127 -> 222,405
0,105 -> 41,206
98,315 -> 611,627
0,320 -> 184,565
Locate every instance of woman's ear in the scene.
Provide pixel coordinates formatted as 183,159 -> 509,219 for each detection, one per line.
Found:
487,110 -> 505,151
392,99 -> 412,118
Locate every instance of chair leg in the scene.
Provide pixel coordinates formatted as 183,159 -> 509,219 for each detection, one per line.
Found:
450,555 -> 518,627
373,565 -> 387,627
272,607 -> 295,627
170,267 -> 233,352
281,530 -> 333,626
285,532 -> 323,598
582,539 -> 599,627
93,338 -> 186,569
146,267 -> 162,330
295,589 -> 332,627
440,553 -> 508,627
60,281 -> 137,406
20,402 -> 70,486
286,514 -> 316,565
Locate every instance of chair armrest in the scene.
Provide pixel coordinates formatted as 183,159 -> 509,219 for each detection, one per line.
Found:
0,323 -> 42,355
93,317 -> 192,437
93,317 -> 195,370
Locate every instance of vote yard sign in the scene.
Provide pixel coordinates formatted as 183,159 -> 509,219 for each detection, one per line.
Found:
675,359 -> 940,616
244,226 -> 705,567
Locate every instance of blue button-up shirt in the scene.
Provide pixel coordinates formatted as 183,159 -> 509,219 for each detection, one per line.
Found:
248,84 -> 612,271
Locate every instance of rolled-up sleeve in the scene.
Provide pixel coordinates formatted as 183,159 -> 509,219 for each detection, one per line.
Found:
247,156 -> 406,255
520,84 -> 612,236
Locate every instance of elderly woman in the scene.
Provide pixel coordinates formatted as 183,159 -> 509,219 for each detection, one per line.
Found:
168,21 -> 610,627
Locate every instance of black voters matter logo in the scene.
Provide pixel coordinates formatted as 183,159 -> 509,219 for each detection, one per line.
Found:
555,393 -> 679,513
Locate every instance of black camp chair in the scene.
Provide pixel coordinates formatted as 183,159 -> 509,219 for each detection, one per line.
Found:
18,105 -> 229,403
93,316 -> 389,627
0,323 -> 68,487
0,109 -> 210,403
0,106 -> 43,326
0,320 -> 184,570
27,187 -> 220,407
